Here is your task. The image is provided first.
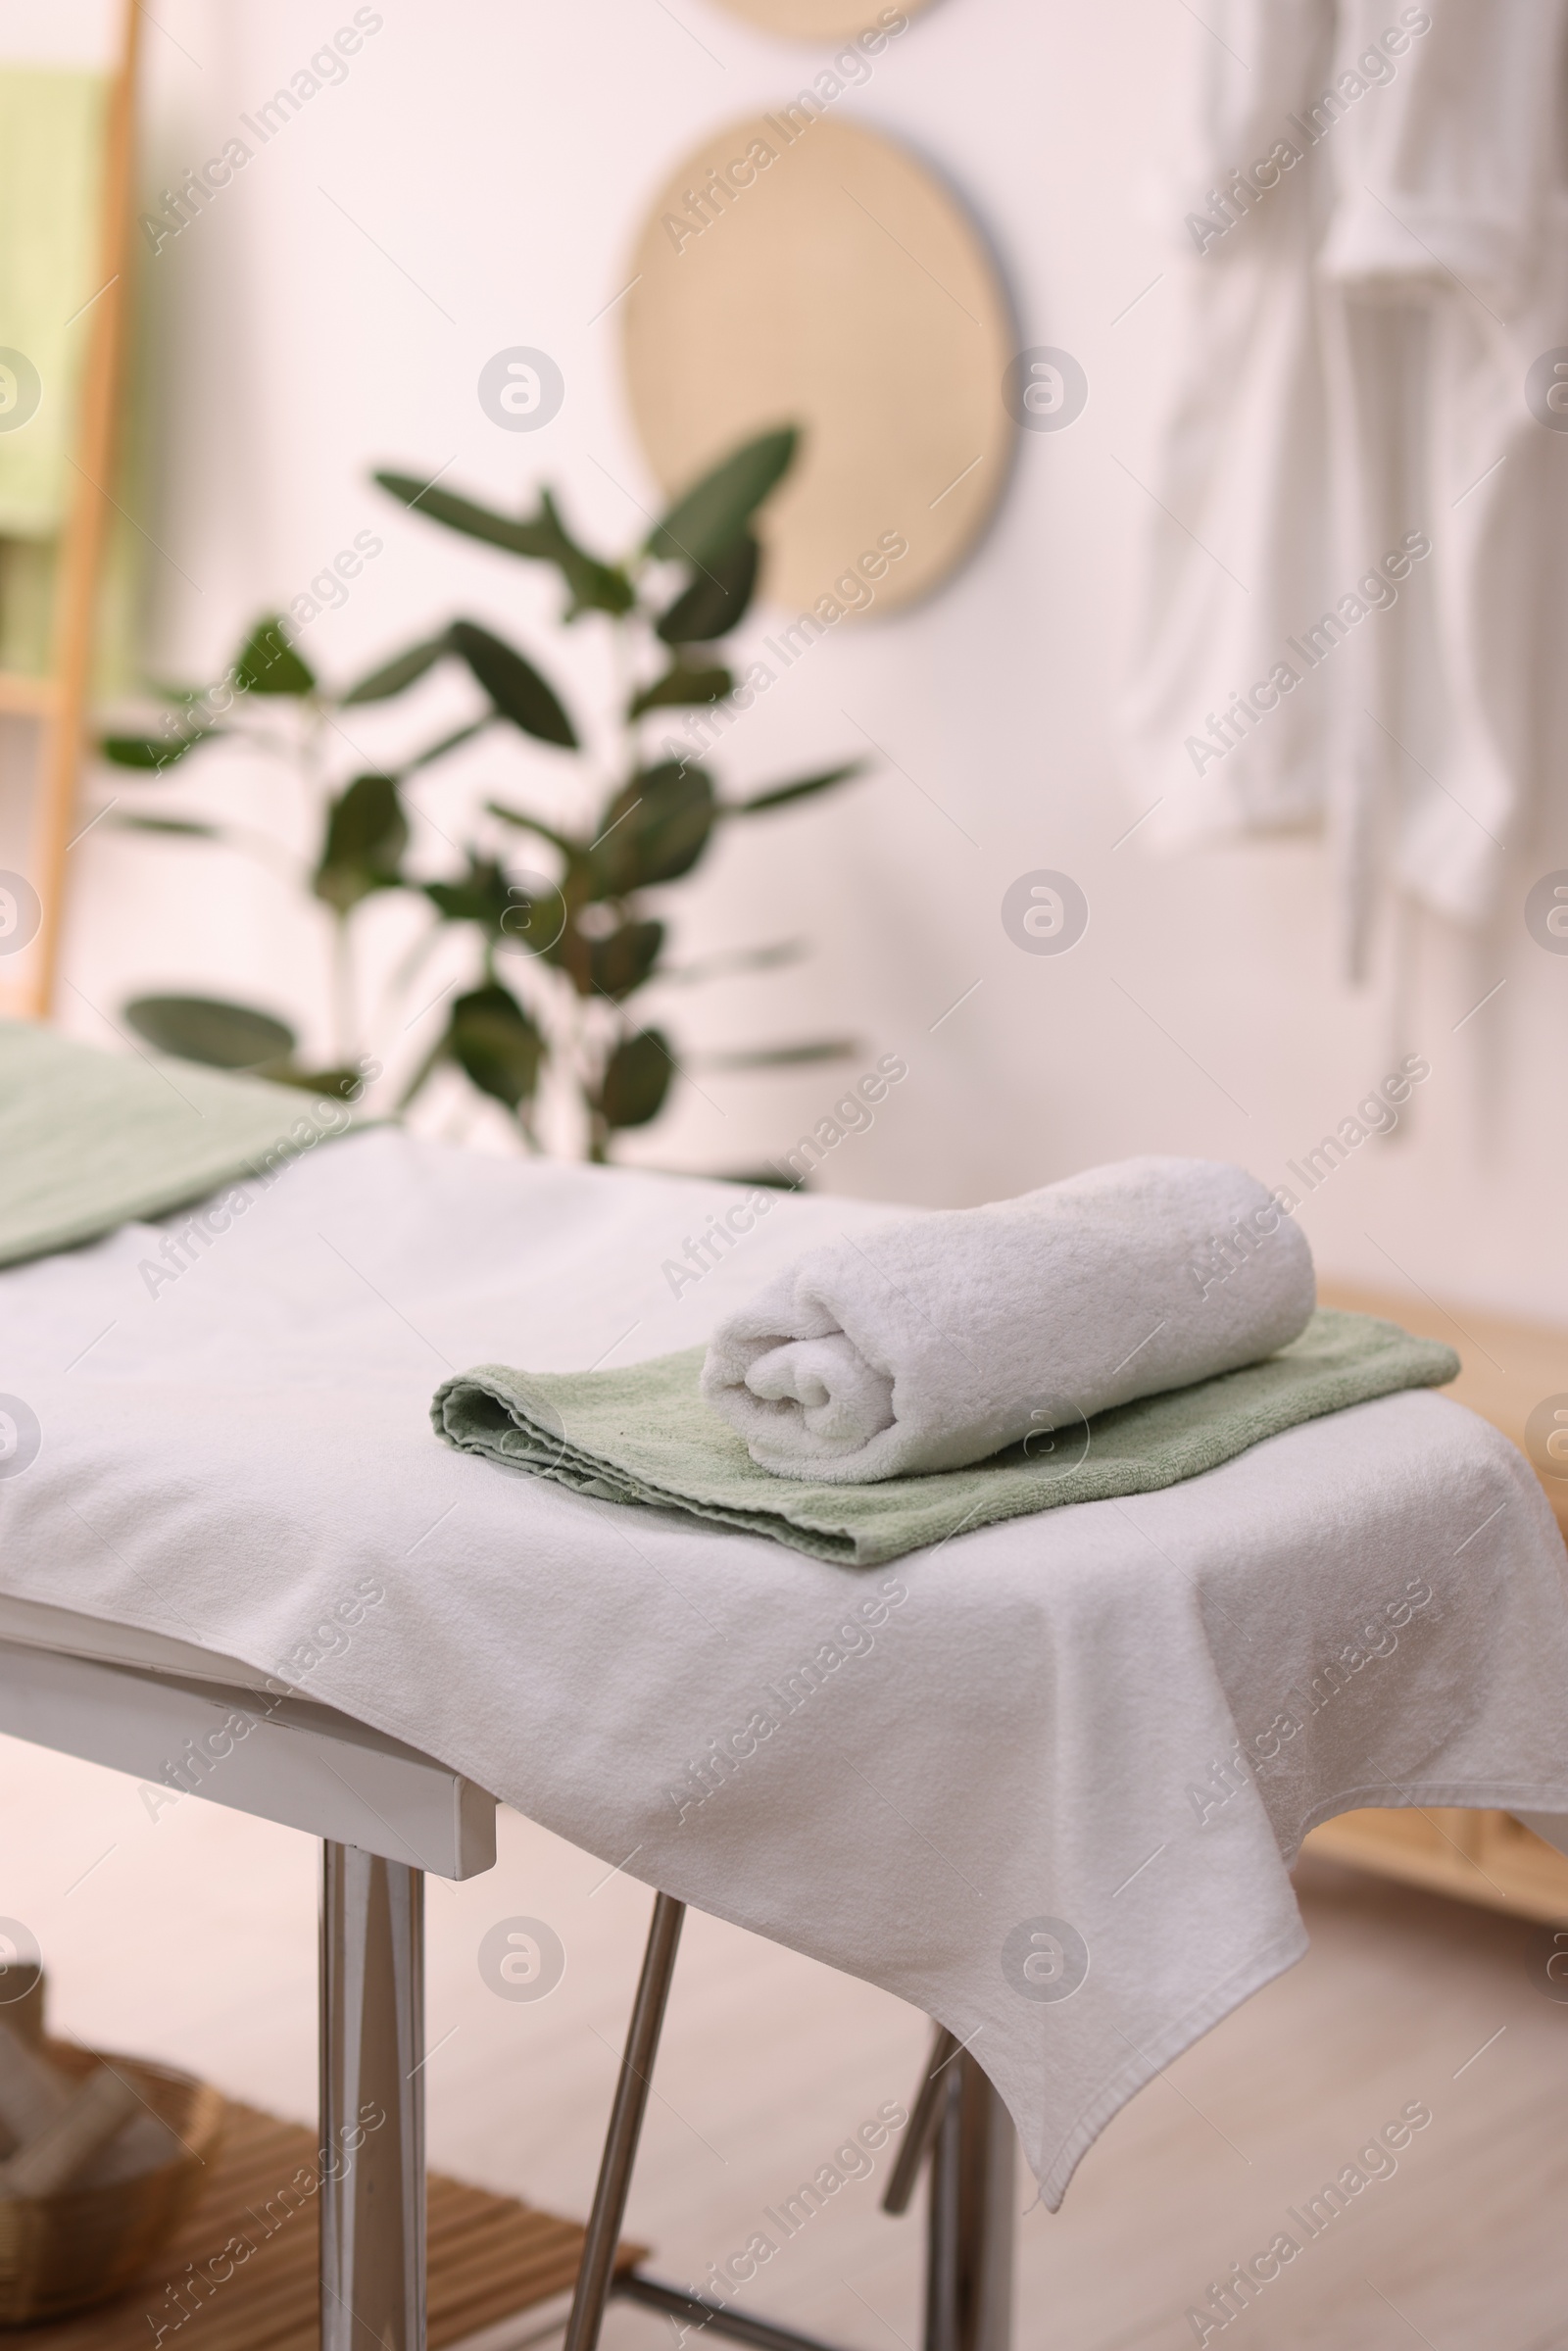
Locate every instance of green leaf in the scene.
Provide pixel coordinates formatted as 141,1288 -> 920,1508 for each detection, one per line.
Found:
655,534 -> 760,645
99,727 -> 211,771
449,618 -> 577,747
372,472 -> 635,617
483,802 -> 576,857
532,487 -> 638,619
645,426 -> 798,570
124,993 -> 296,1070
446,984 -> 545,1111
375,471 -> 541,555
109,814 -> 221,839
697,1039 -> 858,1071
588,918 -> 664,1002
628,661 -> 732,719
423,855 -> 514,936
729,760 -> 865,815
313,773 -> 409,913
404,717 -> 491,772
268,1063 -> 366,1099
589,762 -> 716,896
339,634 -> 452,705
711,1164 -> 800,1191
232,615 -> 316,697
500,874 -> 569,958
597,1028 -> 674,1130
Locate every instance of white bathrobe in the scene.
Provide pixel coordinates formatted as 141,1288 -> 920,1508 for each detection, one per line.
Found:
1124,0 -> 1568,973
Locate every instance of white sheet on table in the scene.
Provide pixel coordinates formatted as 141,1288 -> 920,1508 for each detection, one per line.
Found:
2,1128 -> 1566,2209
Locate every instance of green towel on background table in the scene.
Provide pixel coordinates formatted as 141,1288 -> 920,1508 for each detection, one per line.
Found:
432,1309 -> 1460,1565
0,1020 -> 362,1266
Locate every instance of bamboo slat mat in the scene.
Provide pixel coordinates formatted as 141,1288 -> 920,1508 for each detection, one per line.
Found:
7,2099 -> 642,2351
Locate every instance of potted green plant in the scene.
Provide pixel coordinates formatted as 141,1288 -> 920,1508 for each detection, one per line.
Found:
97,427 -> 865,1161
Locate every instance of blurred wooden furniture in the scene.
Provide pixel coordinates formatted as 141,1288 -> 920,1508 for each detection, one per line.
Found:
0,0 -> 139,1020
1317,1280 -> 1568,1544
1304,1280 -> 1568,1920
0,2093 -> 643,2351
710,0 -> 938,34
0,2042 -> 222,2326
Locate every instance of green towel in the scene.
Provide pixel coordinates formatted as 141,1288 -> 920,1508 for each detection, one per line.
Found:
0,1019 -> 363,1266
0,65 -> 149,690
0,69 -> 108,542
431,1308 -> 1460,1565
0,536 -> 54,674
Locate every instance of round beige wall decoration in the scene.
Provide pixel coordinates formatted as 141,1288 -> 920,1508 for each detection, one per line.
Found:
708,0 -> 939,37
622,114 -> 1013,620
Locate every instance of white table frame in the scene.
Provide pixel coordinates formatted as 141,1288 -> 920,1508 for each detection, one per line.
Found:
0,1636 -> 1013,2351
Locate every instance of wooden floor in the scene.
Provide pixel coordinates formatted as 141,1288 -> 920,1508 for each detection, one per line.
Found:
5,2098 -> 639,2351
6,1734 -> 1568,2351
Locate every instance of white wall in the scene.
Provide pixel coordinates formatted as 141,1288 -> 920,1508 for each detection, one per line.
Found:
20,0 -> 1568,1322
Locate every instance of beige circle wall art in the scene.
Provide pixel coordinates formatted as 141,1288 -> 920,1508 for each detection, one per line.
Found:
708,0 -> 938,37
621,114 -> 1013,620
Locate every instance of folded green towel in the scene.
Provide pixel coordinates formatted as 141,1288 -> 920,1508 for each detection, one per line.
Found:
0,1019 -> 363,1266
431,1307 -> 1460,1565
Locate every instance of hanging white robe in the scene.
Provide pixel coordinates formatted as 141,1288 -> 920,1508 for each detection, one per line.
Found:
1123,0 -> 1568,974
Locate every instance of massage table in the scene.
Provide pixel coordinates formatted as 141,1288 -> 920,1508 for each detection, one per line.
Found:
5,1122 -> 1568,2351
0,1599 -> 1014,2351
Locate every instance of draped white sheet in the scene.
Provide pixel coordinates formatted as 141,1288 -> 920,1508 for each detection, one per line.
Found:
2,1129 -> 1567,2206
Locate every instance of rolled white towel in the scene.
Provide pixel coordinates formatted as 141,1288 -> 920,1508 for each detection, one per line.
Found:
700,1156 -> 1314,1483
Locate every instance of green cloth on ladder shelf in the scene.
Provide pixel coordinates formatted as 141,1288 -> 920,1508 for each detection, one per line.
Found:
0,67 -> 108,540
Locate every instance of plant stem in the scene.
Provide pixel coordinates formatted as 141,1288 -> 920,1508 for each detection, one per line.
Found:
377,912 -> 447,1031
307,698 -> 360,1073
579,602 -> 649,1166
331,913 -> 356,1067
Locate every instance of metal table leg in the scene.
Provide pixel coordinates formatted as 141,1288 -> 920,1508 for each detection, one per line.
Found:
320,1840 -> 426,2351
884,2027 -> 959,2217
923,2051 -> 1014,2351
565,1891 -> 685,2351
596,1894 -> 859,2351
579,1914 -> 1017,2351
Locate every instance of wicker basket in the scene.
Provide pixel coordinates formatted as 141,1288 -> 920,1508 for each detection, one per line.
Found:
0,2039 -> 226,2326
